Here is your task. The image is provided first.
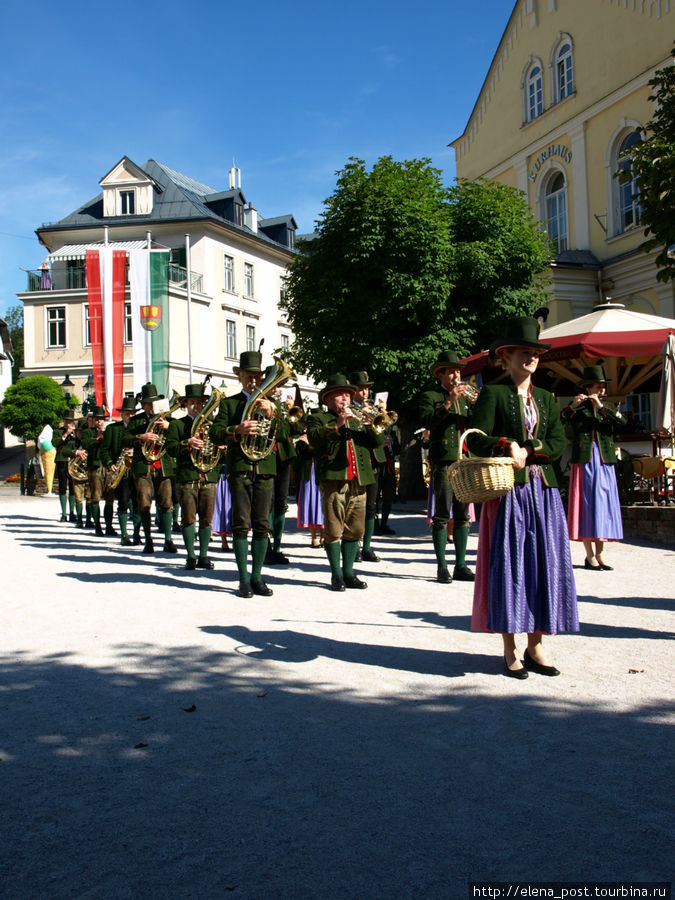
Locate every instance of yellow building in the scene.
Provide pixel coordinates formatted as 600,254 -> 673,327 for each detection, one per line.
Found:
451,0 -> 674,331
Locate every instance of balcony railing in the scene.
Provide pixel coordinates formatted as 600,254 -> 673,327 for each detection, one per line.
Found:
25,263 -> 204,294
168,264 -> 204,293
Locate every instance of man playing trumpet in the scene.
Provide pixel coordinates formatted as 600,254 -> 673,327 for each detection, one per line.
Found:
307,374 -> 384,591
419,350 -> 476,584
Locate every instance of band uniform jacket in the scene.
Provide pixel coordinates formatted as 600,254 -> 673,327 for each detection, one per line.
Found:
165,414 -> 223,484
123,412 -> 176,478
209,392 -> 289,476
52,427 -> 78,463
100,420 -> 131,469
466,383 -> 567,488
560,401 -> 624,464
80,427 -> 105,470
306,409 -> 384,486
418,389 -> 472,464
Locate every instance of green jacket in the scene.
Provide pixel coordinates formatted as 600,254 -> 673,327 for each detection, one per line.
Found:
52,427 -> 78,464
165,414 -> 223,484
81,427 -> 105,469
418,389 -> 473,464
100,420 -> 132,468
561,401 -> 624,464
307,409 -> 384,485
276,415 -> 303,464
209,391 -> 289,476
465,383 -> 567,488
123,412 -> 176,477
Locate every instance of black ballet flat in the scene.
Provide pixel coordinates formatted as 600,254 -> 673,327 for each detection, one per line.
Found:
503,658 -> 529,679
523,648 -> 560,677
584,558 -> 602,571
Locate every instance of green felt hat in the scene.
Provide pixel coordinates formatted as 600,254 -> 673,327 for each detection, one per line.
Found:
139,382 -> 165,403
578,365 -> 608,386
429,350 -> 466,376
493,317 -> 552,356
234,351 -> 263,374
349,371 -> 374,388
319,374 -> 356,405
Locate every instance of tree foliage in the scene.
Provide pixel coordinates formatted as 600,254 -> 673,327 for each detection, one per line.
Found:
3,304 -> 24,382
0,376 -> 71,441
282,157 -> 550,406
617,49 -> 675,282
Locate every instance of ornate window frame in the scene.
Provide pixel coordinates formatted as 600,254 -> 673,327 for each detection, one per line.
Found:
538,164 -> 569,255
521,57 -> 544,123
605,119 -> 644,237
550,34 -> 575,105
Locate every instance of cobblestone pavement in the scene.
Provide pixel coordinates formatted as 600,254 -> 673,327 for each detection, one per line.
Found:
1,486 -> 673,899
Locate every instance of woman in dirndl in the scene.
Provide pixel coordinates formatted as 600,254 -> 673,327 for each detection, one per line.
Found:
212,463 -> 232,551
467,317 -> 579,679
561,365 -> 624,571
295,435 -> 324,547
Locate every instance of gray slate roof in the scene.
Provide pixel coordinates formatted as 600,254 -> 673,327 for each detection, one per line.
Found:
39,158 -> 296,253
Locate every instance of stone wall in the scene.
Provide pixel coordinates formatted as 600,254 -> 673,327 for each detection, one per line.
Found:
621,505 -> 675,548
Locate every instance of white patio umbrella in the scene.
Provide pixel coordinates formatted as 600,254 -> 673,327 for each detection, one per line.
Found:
655,332 -> 675,448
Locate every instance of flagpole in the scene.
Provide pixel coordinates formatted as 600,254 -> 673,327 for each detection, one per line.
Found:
185,233 -> 193,382
145,232 -> 152,384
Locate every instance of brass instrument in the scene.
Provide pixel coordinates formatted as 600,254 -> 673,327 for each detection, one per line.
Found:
68,452 -> 88,483
141,390 -> 182,462
240,356 -> 296,461
461,382 -> 480,402
189,378 -> 225,474
105,449 -> 133,490
350,402 -> 396,434
285,405 -> 304,424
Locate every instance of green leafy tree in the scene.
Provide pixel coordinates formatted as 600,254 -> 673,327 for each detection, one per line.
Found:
283,158 -> 551,496
0,375 -> 71,442
617,48 -> 675,282
3,304 -> 24,382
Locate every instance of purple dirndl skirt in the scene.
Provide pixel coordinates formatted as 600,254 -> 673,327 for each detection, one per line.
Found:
297,462 -> 323,528
212,470 -> 232,535
472,476 -> 579,635
567,442 -> 623,541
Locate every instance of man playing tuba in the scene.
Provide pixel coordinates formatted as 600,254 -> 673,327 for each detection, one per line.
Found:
209,350 -> 290,598
166,383 -> 223,571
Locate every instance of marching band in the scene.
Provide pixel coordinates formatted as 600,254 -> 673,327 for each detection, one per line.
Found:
44,317 -> 588,676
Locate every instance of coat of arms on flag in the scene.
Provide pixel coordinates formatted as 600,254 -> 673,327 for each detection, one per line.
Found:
140,305 -> 162,331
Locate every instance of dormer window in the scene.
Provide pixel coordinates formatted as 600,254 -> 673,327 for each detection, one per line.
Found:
119,189 -> 136,215
234,203 -> 243,226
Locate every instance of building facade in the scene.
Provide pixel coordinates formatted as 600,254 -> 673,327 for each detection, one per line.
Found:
450,0 -> 674,329
17,157 -> 315,407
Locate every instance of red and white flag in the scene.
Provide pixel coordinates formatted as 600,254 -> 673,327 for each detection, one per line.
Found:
85,249 -> 126,414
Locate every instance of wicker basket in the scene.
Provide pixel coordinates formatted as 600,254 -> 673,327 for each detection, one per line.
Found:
448,428 -> 516,504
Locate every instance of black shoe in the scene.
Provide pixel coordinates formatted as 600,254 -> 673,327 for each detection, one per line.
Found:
251,578 -> 273,596
504,658 -> 529,679
69,512 -> 78,523
344,574 -> 367,590
373,520 -> 382,535
270,550 -> 289,565
59,514 -> 68,523
143,540 -> 155,554
331,575 -> 346,592
380,525 -> 396,535
584,558 -> 602,571
597,562 -> 613,571
453,564 -> 475,582
132,533 -> 142,546
85,519 -> 94,529
105,526 -> 117,537
163,540 -> 178,554
197,556 -> 214,570
354,549 -> 363,563
94,525 -> 105,537
523,648 -> 560,677
264,547 -> 275,565
361,548 -> 380,562
76,518 -> 84,529
436,567 -> 452,584
237,581 -> 254,598
185,557 -> 197,570
120,536 -> 133,547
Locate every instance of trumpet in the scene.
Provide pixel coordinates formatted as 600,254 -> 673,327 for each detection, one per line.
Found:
460,382 -> 480,402
349,403 -> 395,434
284,405 -> 304,424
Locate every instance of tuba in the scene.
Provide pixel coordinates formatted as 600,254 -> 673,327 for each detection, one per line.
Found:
141,390 -> 182,462
68,452 -> 88,483
189,378 -> 225,474
240,356 -> 296,461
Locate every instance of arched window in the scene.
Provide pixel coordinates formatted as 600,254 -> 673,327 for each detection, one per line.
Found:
616,131 -> 643,232
555,42 -> 574,101
544,171 -> 568,254
526,64 -> 543,121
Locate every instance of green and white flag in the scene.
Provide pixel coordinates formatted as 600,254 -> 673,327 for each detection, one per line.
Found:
129,249 -> 170,397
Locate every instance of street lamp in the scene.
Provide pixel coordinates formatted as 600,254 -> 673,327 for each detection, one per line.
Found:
60,373 -> 74,388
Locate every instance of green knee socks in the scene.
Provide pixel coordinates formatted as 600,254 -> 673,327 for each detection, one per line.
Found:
453,525 -> 469,568
432,526 -> 447,569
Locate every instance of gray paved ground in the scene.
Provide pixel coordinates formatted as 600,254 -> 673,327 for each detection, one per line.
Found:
0,484 -> 673,899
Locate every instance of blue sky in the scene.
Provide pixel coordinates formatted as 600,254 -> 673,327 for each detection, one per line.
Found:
0,0 -> 511,318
